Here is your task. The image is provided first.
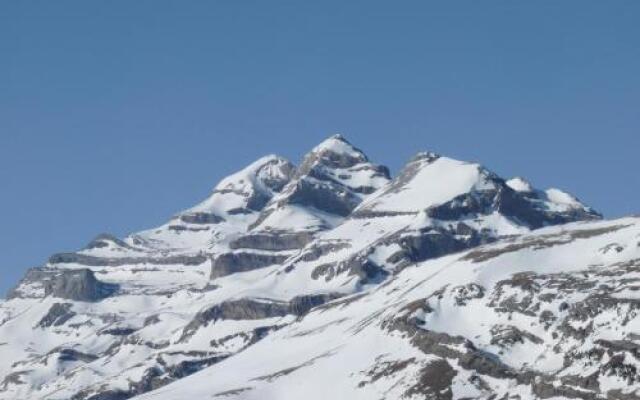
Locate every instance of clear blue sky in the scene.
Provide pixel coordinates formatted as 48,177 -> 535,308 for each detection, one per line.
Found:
1,1 -> 639,295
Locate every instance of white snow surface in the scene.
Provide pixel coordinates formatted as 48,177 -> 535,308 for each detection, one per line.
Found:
132,217 -> 640,400
1,136 -> 629,400
360,156 -> 494,212
507,177 -> 533,192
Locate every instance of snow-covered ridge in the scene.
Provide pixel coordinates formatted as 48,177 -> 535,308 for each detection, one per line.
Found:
357,154 -> 497,213
2,134 -> 630,400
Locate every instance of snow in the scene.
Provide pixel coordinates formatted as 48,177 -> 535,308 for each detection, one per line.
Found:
0,135 -> 625,400
310,134 -> 363,158
187,155 -> 289,215
361,157 -> 496,212
506,177 -> 533,192
126,217 -> 640,400
253,204 -> 343,232
545,187 -> 582,208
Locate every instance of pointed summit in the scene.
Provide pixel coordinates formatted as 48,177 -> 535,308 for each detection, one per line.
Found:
297,134 -> 372,177
130,155 -> 296,250
358,154 -> 495,214
249,135 -> 390,232
409,151 -> 440,164
184,154 -> 295,218
355,151 -> 599,228
309,133 -> 359,156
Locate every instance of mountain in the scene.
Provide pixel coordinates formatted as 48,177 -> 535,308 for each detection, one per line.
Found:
2,135 -> 637,400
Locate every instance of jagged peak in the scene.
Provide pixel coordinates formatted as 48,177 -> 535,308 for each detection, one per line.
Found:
247,136 -> 390,231
213,154 -> 294,193
175,155 -> 295,220
357,153 -> 497,214
305,134 -> 368,163
357,151 -> 600,224
407,151 -> 441,165
312,133 -> 351,150
289,134 -> 389,185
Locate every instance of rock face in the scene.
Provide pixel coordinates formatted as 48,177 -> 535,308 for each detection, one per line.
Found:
4,135 -> 637,400
228,232 -> 314,251
210,135 -> 392,278
8,268 -> 117,302
131,155 -> 297,251
210,252 -> 290,278
37,303 -> 76,328
290,151 -> 600,286
249,134 -> 391,233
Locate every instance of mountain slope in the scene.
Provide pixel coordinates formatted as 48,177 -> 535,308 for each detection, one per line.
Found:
2,135 -> 631,400
135,217 -> 640,400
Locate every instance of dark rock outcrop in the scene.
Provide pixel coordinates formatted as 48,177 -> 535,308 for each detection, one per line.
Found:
229,232 -> 313,251
55,348 -> 99,363
179,212 -> 225,225
210,252 -> 291,279
180,294 -> 343,342
37,303 -> 76,328
48,253 -> 208,267
427,185 -> 601,229
84,234 -> 132,250
8,268 -> 117,302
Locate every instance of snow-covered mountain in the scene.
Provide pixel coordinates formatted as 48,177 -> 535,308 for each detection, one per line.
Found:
3,135 -> 638,400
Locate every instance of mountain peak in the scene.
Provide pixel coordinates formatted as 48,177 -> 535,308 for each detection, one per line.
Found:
307,133 -> 366,161
212,154 -> 294,194
246,135 -> 390,232
408,151 -> 440,164
183,154 -> 295,217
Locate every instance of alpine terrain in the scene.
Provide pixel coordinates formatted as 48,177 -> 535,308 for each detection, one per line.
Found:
2,135 -> 640,400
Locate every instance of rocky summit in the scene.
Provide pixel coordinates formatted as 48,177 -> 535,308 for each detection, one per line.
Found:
2,135 -> 639,400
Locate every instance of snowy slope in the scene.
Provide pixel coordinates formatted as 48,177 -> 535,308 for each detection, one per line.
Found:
1,135 -> 632,400
130,155 -> 295,251
135,218 -> 640,400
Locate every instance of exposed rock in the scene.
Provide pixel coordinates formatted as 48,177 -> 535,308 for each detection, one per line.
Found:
428,184 -> 600,229
249,135 -> 390,231
229,232 -> 313,251
489,324 -> 543,348
288,293 -> 344,316
55,348 -> 99,363
210,252 -> 290,279
288,179 -> 362,217
0,372 -> 30,391
463,224 -> 629,263
385,224 -> 494,269
51,269 -> 117,302
180,294 -> 342,342
9,268 -> 118,302
48,253 -> 208,267
37,303 -> 76,328
179,212 -> 225,225
451,283 -> 485,306
99,327 -> 138,336
404,358 -> 456,400
295,240 -> 351,263
311,254 -> 387,284
358,357 -> 416,388
84,234 -> 132,250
